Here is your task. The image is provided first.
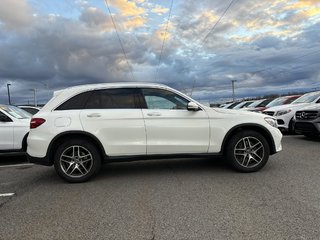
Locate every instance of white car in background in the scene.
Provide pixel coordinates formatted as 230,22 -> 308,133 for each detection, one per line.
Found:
27,83 -> 282,183
0,105 -> 31,153
18,106 -> 41,115
263,91 -> 320,132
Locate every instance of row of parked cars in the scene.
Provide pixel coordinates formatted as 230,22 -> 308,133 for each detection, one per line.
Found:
219,91 -> 320,137
0,84 -> 318,182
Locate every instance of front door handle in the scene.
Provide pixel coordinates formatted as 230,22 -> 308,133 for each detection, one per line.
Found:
87,113 -> 101,118
147,112 -> 161,117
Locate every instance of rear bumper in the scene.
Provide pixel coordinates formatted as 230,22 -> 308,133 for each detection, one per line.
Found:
27,154 -> 52,166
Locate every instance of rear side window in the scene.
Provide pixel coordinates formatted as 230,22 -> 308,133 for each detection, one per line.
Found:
85,88 -> 139,109
56,91 -> 92,110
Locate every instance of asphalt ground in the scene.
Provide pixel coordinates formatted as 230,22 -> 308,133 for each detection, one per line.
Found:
0,135 -> 320,240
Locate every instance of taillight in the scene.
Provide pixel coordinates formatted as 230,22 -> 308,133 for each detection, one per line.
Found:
30,118 -> 46,129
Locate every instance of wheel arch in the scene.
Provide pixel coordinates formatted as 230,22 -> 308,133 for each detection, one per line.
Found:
47,131 -> 107,165
22,132 -> 29,151
220,124 -> 276,155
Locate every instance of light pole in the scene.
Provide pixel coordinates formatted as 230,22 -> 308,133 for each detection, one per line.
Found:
231,80 -> 237,102
31,88 -> 37,106
7,83 -> 11,105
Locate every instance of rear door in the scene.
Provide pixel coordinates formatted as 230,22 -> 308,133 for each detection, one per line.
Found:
140,88 -> 210,155
80,88 -> 146,156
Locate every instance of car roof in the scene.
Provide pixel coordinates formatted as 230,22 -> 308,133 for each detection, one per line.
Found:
54,82 -> 168,95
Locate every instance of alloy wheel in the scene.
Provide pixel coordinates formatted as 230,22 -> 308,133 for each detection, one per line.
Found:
234,136 -> 265,168
59,145 -> 93,178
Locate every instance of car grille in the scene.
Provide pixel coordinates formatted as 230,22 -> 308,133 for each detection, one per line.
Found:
296,111 -> 319,120
295,122 -> 318,132
264,111 -> 275,116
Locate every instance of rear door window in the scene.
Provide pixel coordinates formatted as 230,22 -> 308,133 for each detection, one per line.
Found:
85,88 -> 139,109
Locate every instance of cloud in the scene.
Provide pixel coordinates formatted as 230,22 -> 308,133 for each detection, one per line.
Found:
79,7 -> 113,31
151,5 -> 169,15
0,0 -> 319,105
109,0 -> 145,17
0,0 -> 33,29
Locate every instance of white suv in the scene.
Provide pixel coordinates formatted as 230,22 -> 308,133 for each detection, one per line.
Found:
27,83 -> 282,183
0,105 -> 31,153
263,91 -> 320,132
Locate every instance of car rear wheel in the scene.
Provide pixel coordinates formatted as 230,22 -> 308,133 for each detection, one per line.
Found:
54,139 -> 102,183
226,130 -> 270,172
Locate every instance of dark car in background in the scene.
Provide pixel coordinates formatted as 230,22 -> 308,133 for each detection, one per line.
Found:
294,104 -> 320,138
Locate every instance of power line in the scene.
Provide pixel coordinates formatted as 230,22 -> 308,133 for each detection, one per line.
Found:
200,0 -> 237,47
103,0 -> 136,82
190,0 -> 237,96
155,0 -> 174,82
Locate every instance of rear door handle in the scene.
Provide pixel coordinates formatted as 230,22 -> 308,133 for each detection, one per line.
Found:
87,113 -> 101,118
147,112 -> 161,117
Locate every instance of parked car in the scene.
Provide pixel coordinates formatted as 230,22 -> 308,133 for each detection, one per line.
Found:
263,91 -> 320,133
233,100 -> 254,109
294,104 -> 320,138
227,101 -> 242,109
0,105 -> 31,153
265,95 -> 301,109
220,102 -> 233,108
27,83 -> 282,183
18,106 -> 41,115
242,99 -> 274,112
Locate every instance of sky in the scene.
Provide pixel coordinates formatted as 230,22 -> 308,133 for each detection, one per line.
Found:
0,0 -> 319,105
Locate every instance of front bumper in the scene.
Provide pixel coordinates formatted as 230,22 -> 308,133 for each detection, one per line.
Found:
294,119 -> 320,134
270,127 -> 282,154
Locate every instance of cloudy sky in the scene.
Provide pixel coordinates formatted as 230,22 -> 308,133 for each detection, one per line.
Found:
0,0 -> 319,105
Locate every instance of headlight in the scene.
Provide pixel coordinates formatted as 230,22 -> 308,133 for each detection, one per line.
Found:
265,117 -> 278,128
276,109 -> 292,116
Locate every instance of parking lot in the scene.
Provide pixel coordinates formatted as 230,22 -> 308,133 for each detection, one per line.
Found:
0,135 -> 319,240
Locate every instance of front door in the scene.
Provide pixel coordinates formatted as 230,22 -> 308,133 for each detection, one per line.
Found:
140,88 -> 210,155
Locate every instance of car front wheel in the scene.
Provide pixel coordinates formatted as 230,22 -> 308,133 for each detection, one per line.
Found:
54,139 -> 102,183
226,130 -> 270,172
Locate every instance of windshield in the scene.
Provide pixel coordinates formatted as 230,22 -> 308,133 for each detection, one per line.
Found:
291,92 -> 320,104
0,105 -> 32,119
247,99 -> 265,108
234,101 -> 253,109
266,97 -> 288,107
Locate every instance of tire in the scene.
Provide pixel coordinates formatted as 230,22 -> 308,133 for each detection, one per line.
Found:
226,130 -> 270,173
54,139 -> 102,183
288,119 -> 295,135
304,133 -> 319,140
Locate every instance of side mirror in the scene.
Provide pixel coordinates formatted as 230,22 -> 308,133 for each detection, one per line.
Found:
187,102 -> 200,111
0,114 -> 12,122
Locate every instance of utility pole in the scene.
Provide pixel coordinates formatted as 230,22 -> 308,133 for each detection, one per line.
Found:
31,88 -> 37,106
231,80 -> 237,102
6,83 -> 11,105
